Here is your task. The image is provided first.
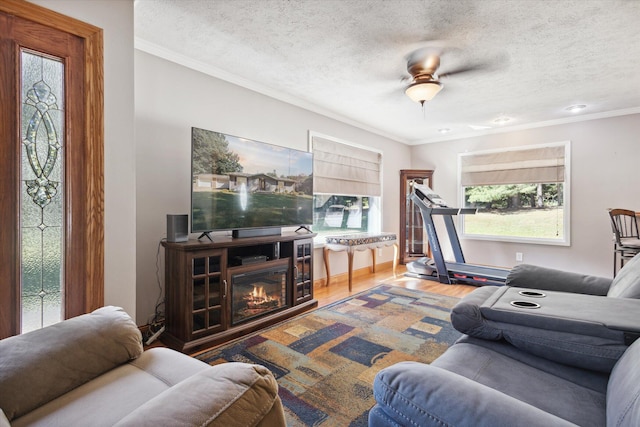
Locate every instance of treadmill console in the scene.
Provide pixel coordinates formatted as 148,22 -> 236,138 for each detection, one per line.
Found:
413,183 -> 447,207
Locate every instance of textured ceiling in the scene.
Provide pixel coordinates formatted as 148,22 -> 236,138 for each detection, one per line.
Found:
134,0 -> 640,145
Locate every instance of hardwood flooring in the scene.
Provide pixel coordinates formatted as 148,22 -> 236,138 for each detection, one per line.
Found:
314,264 -> 476,307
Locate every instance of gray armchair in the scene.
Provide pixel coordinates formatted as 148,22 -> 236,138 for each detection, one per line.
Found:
0,306 -> 285,427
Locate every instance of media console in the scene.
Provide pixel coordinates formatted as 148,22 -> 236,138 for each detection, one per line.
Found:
161,232 -> 316,352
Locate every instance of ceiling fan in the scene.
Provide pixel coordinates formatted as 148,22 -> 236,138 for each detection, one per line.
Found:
403,45 -> 502,106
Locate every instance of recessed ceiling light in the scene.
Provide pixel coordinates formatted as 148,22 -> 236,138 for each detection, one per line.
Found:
438,128 -> 451,134
493,116 -> 511,125
565,104 -> 587,113
469,124 -> 492,130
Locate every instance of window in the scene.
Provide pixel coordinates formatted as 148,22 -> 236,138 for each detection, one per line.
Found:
459,141 -> 570,245
309,132 -> 382,237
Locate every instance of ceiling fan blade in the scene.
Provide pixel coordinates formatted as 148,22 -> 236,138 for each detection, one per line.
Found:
438,64 -> 486,78
439,52 -> 510,78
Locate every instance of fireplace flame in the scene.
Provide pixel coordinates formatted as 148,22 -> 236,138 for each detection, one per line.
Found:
242,284 -> 281,312
252,286 -> 267,301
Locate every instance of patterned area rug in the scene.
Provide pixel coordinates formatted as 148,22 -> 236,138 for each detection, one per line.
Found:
195,285 -> 461,426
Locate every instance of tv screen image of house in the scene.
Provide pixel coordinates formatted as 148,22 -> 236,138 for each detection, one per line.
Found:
191,127 -> 313,233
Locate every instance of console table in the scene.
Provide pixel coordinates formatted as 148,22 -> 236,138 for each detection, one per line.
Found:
323,232 -> 398,291
161,232 -> 316,352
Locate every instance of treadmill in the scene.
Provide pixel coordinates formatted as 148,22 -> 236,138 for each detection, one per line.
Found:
405,183 -> 509,286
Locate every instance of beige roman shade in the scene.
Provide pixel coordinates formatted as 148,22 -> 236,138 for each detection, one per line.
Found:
460,145 -> 566,187
312,135 -> 382,196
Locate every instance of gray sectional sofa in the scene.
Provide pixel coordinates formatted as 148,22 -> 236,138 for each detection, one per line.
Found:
0,306 -> 285,427
370,255 -> 640,426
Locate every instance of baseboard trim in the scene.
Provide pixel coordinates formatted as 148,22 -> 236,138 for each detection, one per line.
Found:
314,260 -> 395,287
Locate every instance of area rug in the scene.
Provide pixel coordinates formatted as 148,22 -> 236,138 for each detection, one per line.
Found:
195,284 -> 461,426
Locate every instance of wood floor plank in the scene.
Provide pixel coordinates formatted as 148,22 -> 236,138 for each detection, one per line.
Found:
314,264 -> 476,307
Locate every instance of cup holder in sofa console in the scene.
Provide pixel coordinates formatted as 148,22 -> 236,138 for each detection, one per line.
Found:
517,290 -> 546,298
510,300 -> 541,309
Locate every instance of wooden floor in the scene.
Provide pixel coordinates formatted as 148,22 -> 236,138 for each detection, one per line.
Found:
314,264 -> 476,308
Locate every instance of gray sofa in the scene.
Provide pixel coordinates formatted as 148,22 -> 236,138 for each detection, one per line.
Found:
0,306 -> 285,427
370,255 -> 640,426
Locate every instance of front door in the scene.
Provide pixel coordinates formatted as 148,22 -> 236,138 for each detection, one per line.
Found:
0,2 -> 104,338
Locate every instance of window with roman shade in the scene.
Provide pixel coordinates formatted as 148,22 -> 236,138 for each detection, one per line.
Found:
312,135 -> 382,196
460,145 -> 565,187
310,132 -> 382,235
459,141 -> 570,245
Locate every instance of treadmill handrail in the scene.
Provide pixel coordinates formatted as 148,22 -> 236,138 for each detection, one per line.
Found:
409,193 -> 477,216
429,207 -> 478,216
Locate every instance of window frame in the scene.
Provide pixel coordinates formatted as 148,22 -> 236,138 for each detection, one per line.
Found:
308,131 -> 383,241
458,141 -> 571,246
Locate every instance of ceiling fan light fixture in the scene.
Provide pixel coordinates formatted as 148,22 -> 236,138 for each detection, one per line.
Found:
405,80 -> 443,104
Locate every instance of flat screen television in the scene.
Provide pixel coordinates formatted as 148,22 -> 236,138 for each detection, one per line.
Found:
190,127 -> 313,238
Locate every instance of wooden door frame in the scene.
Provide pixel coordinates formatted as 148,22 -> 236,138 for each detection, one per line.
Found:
0,0 -> 103,337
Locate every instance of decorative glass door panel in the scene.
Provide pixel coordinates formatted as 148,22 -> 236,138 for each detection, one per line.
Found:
294,239 -> 313,304
0,4 -> 103,339
20,50 -> 65,333
400,170 -> 434,265
191,252 -> 225,334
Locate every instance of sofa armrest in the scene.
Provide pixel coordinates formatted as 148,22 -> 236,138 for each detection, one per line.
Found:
372,361 -> 578,427
506,264 -> 612,295
453,286 -> 638,372
113,362 -> 285,427
0,306 -> 142,421
451,286 -> 504,340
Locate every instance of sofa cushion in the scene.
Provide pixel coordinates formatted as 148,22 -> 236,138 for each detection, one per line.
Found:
608,253 -> 640,298
607,338 -> 640,427
372,360 -> 583,427
11,347 -> 210,427
113,362 -> 283,427
0,306 -> 143,421
431,340 -> 607,427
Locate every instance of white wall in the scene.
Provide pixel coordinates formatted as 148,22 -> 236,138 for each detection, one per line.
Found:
31,1 -> 137,318
411,114 -> 640,277
135,51 -> 411,325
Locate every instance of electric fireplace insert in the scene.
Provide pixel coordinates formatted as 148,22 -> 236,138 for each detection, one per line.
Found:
230,264 -> 289,325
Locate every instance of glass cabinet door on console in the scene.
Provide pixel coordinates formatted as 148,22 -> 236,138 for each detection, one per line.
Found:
189,249 -> 226,335
293,238 -> 314,304
400,170 -> 434,265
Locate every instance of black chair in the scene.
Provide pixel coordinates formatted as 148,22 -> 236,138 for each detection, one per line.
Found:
609,208 -> 640,276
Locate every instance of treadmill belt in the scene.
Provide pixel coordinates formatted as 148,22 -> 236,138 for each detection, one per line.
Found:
445,262 -> 509,281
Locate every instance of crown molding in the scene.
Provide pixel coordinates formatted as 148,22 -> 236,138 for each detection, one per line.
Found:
134,37 -> 410,145
410,106 -> 640,145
